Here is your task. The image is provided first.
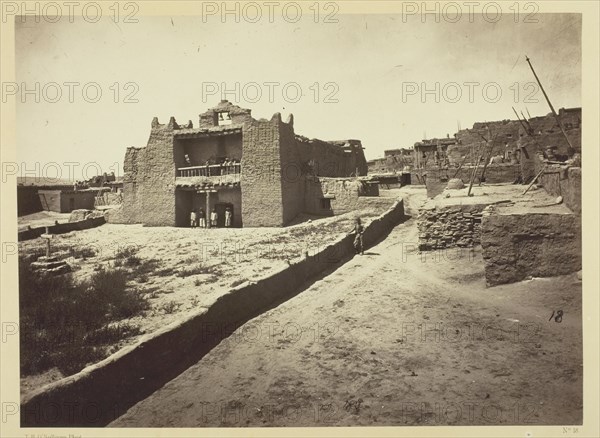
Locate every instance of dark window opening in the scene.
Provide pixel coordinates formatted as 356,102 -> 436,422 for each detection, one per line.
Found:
320,198 -> 332,210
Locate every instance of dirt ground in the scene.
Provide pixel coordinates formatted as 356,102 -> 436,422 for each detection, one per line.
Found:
19,195 -> 397,395
110,187 -> 583,427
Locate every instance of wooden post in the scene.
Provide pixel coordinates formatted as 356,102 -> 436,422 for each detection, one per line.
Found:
521,164 -> 547,196
525,56 -> 575,156
452,155 -> 468,179
467,143 -> 484,197
479,131 -> 499,186
41,227 -> 52,257
205,191 -> 211,228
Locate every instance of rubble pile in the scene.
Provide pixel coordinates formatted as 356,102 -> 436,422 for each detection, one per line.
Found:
31,255 -> 71,276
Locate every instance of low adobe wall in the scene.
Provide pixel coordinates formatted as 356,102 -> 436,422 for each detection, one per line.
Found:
18,216 -> 106,241
423,164 -> 520,198
481,209 -> 581,286
538,166 -> 581,215
21,199 -> 405,427
304,177 -> 380,216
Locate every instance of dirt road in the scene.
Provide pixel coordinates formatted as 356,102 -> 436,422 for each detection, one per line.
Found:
111,188 -> 582,427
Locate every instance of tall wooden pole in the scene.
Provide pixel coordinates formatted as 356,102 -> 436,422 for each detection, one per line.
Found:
512,107 -> 532,135
206,192 -> 211,228
525,56 -> 575,156
467,142 -> 484,196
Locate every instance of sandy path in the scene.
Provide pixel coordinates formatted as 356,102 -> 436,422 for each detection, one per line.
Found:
109,191 -> 583,427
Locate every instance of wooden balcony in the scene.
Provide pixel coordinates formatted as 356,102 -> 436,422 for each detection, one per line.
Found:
176,163 -> 241,188
177,163 -> 240,177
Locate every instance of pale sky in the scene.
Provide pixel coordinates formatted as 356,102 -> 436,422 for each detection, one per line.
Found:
16,12 -> 581,179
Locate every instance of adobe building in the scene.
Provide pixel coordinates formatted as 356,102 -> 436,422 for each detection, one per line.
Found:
37,188 -> 97,213
447,108 -> 581,166
118,101 -> 369,227
367,148 -> 414,174
413,137 -> 457,168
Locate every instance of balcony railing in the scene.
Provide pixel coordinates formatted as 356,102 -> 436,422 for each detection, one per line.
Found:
177,163 -> 240,178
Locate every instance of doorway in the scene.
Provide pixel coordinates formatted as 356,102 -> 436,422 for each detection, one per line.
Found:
215,202 -> 233,227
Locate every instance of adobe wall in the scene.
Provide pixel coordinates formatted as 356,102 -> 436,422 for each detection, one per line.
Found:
304,177 -> 378,216
17,186 -> 43,216
36,190 -> 62,212
240,115 -> 285,226
449,119 -> 521,165
199,100 -> 254,128
481,210 -> 581,286
62,191 -> 96,212
368,154 -> 412,174
295,137 -> 367,177
538,167 -> 581,215
37,190 -> 96,213
423,164 -> 520,198
21,199 -> 405,427
278,116 -> 305,225
18,216 -> 106,241
120,119 -> 177,226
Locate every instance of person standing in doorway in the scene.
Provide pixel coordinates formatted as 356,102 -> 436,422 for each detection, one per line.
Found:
190,210 -> 197,228
198,208 -> 206,228
210,208 -> 218,228
225,207 -> 232,227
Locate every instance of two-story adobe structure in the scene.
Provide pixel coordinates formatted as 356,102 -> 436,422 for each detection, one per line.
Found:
117,101 -> 368,227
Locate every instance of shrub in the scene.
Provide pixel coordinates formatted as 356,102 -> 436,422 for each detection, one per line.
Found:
160,300 -> 179,314
115,246 -> 138,259
156,267 -> 176,277
19,259 -> 149,377
177,264 -> 222,278
124,255 -> 141,267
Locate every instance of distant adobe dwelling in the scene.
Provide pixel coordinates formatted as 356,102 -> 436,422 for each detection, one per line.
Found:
117,100 -> 368,227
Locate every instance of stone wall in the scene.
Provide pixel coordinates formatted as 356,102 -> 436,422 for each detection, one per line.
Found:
481,210 -> 581,286
418,204 -> 486,250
